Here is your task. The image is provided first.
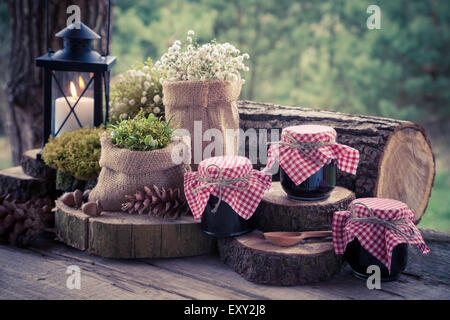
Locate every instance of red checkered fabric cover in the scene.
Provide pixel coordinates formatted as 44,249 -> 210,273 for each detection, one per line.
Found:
184,156 -> 272,220
264,125 -> 360,185
333,198 -> 430,271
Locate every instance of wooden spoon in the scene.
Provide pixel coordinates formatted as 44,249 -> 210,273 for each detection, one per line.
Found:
264,230 -> 332,247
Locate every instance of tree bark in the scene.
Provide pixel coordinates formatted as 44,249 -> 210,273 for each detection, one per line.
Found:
4,0 -> 112,164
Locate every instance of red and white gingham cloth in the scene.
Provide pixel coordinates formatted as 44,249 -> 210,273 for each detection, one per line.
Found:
184,156 -> 272,220
264,125 -> 360,185
333,198 -> 430,272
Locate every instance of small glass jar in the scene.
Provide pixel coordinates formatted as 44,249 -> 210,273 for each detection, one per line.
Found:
201,195 -> 257,238
344,238 -> 408,281
280,159 -> 337,201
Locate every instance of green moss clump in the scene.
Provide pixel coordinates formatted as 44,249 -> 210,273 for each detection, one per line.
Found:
42,127 -> 105,180
110,110 -> 173,151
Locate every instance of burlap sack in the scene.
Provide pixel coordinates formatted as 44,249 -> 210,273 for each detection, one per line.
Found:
89,133 -> 190,211
162,79 -> 241,170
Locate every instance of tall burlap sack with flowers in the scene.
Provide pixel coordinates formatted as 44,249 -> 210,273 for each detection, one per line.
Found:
162,79 -> 241,170
89,133 -> 190,211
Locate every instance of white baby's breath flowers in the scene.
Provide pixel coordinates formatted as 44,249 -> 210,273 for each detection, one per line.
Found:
110,58 -> 165,123
155,30 -> 250,83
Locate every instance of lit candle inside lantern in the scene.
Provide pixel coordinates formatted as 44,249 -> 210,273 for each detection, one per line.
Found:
54,77 -> 94,136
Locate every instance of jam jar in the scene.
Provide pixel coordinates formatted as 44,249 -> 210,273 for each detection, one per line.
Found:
280,159 -> 337,201
344,238 -> 408,281
201,195 -> 257,238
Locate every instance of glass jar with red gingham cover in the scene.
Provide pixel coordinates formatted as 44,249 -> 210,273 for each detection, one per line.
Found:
333,197 -> 430,281
184,155 -> 272,237
264,124 -> 360,201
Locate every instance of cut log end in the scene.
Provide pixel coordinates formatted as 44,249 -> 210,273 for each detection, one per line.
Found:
218,230 -> 343,286
376,125 -> 435,223
257,184 -> 355,232
55,200 -> 216,258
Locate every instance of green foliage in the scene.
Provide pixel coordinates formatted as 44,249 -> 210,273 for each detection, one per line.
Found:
110,111 -> 173,151
419,171 -> 450,232
113,0 -> 450,125
42,127 -> 104,180
110,58 -> 164,123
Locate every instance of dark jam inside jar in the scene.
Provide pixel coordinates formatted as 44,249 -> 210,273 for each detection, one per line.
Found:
344,238 -> 408,281
201,195 -> 257,238
280,159 -> 337,201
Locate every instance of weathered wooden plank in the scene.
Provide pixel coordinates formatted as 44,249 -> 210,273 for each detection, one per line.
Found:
0,229 -> 448,300
3,240 -> 256,300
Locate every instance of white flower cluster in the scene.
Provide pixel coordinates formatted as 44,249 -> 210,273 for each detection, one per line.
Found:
110,58 -> 164,122
154,30 -> 250,83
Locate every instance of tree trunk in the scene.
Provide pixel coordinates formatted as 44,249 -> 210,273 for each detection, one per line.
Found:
4,0 -> 112,165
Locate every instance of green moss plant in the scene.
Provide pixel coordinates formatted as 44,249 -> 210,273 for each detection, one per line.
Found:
42,127 -> 104,180
109,110 -> 173,151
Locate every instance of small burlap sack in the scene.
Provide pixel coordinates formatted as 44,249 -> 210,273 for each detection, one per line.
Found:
162,79 -> 241,170
89,133 -> 190,211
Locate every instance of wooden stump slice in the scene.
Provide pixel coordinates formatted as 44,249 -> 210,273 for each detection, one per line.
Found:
218,230 -> 343,285
55,200 -> 89,250
55,200 -> 216,259
0,166 -> 56,201
20,149 -> 56,179
257,183 -> 355,232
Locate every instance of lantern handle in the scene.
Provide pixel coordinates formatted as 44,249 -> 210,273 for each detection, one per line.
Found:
45,0 -> 51,54
105,0 -> 112,57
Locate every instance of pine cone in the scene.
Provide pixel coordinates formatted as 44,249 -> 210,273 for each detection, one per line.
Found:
122,185 -> 189,220
0,194 -> 54,247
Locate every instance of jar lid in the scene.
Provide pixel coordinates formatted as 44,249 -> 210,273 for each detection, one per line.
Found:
185,156 -> 272,220
350,198 -> 412,221
198,156 -> 252,181
282,125 -> 336,144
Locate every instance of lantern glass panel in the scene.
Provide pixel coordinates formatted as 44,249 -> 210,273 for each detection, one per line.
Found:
51,71 -> 95,136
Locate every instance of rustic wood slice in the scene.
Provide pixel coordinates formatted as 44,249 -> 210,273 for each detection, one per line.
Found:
218,230 -> 343,285
55,200 -> 216,259
20,149 -> 56,179
0,166 -> 57,201
55,200 -> 89,250
256,183 -> 355,232
238,100 -> 435,222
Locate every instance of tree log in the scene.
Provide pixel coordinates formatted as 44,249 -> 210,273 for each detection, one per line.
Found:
238,101 -> 435,223
20,149 -> 56,179
257,183 -> 355,232
218,230 -> 343,285
55,200 -> 217,259
4,0 -> 112,164
0,166 -> 56,201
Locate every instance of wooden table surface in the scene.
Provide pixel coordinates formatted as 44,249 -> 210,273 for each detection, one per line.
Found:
0,229 -> 449,300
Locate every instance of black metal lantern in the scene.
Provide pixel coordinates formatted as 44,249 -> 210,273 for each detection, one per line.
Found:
36,0 -> 116,148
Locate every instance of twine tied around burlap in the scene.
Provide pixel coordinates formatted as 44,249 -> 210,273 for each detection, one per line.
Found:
349,202 -> 417,244
268,132 -> 336,165
193,164 -> 252,213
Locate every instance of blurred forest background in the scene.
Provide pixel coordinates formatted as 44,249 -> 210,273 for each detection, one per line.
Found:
0,0 -> 448,230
